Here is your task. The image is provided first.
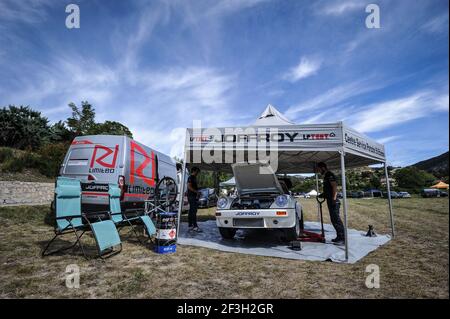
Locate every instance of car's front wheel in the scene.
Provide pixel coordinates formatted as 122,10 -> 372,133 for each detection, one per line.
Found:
283,212 -> 301,241
218,227 -> 236,239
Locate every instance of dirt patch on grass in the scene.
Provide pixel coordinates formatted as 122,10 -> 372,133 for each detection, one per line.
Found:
0,198 -> 448,298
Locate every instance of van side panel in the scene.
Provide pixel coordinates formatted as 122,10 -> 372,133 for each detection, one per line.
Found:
155,151 -> 177,182
123,138 -> 157,203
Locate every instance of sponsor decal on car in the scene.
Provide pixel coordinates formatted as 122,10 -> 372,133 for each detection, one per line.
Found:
235,211 -> 260,216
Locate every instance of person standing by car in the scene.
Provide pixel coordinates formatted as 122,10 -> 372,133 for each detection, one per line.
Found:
316,162 -> 345,245
187,167 -> 202,232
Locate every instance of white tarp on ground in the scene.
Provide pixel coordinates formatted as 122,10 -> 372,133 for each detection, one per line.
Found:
178,220 -> 391,264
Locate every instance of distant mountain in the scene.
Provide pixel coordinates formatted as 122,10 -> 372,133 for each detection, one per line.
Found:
412,151 -> 449,178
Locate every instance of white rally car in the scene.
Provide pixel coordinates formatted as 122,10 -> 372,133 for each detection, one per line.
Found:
215,163 -> 303,240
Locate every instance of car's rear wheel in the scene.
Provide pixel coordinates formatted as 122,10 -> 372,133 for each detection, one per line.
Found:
219,227 -> 236,239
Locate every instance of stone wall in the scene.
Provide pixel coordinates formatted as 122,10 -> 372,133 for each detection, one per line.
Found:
0,181 -> 54,206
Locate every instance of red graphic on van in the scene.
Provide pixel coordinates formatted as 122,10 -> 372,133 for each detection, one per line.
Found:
90,145 -> 119,169
72,140 -> 94,145
130,141 -> 156,187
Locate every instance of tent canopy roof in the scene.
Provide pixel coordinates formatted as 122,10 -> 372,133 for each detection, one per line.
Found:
185,105 -> 386,174
430,181 -> 449,189
253,104 -> 295,126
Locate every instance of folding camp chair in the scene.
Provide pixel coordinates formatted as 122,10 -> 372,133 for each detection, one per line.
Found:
42,177 -> 122,259
108,184 -> 156,245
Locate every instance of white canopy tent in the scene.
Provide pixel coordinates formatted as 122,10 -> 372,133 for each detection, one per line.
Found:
177,105 -> 395,261
219,177 -> 235,187
307,189 -> 318,196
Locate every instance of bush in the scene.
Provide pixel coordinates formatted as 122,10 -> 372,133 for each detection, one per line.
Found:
21,152 -> 42,169
2,156 -> 26,172
0,147 -> 13,163
394,166 -> 436,193
0,105 -> 51,150
37,143 -> 69,177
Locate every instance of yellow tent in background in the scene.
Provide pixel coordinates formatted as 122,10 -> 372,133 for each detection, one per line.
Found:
430,181 -> 449,189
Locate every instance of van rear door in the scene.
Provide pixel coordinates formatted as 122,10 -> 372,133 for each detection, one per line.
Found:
61,136 -> 123,204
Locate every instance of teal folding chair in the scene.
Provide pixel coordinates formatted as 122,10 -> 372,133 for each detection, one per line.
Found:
42,177 -> 122,259
108,184 -> 156,245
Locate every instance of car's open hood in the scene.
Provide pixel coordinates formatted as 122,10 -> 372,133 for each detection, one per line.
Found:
231,163 -> 283,195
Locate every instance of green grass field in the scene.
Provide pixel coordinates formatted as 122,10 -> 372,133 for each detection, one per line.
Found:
0,197 -> 448,298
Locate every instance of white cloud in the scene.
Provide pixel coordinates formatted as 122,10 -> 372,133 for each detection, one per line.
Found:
206,0 -> 269,17
377,135 -> 401,144
284,56 -> 322,82
317,0 -> 366,16
0,0 -> 53,24
2,55 -> 119,114
286,78 -> 384,117
120,4 -> 171,74
421,13 -> 449,33
349,91 -> 449,133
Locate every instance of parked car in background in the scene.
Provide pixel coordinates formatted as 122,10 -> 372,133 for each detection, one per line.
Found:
198,188 -> 218,208
180,194 -> 189,214
421,189 -> 442,198
364,189 -> 383,198
439,191 -> 448,197
294,192 -> 310,199
350,191 -> 364,198
397,191 -> 411,198
383,191 -> 400,199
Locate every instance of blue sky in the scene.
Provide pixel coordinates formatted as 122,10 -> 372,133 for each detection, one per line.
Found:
0,0 -> 448,166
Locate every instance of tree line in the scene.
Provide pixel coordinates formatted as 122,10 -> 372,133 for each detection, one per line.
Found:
0,102 -> 133,177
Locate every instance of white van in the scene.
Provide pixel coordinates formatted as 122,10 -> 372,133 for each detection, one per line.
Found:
59,135 -> 177,213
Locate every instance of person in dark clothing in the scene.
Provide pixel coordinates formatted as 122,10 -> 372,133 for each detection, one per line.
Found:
316,162 -> 345,245
187,167 -> 202,232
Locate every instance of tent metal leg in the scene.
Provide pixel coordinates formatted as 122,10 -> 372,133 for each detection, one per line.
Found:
384,163 -> 395,237
340,151 -> 349,261
176,135 -> 189,239
315,171 -> 320,222
176,161 -> 187,238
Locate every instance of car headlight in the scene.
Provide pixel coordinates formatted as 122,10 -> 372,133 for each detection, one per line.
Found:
217,197 -> 228,209
275,195 -> 288,207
